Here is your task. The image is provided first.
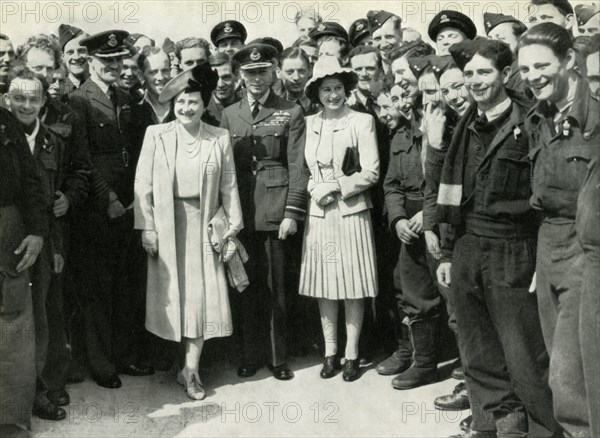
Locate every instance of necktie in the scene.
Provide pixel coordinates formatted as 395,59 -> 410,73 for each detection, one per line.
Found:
251,101 -> 260,119
107,86 -> 118,110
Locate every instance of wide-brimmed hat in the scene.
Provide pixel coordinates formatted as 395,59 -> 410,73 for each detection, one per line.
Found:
304,55 -> 357,102
158,61 -> 218,104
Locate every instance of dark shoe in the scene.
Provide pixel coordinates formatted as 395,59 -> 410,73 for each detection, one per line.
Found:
117,363 -> 155,376
434,382 -> 470,410
94,373 -> 122,389
320,355 -> 340,379
460,415 -> 473,432
0,424 -> 30,438
342,359 -> 360,382
392,316 -> 440,389
67,361 -> 85,383
376,347 -> 412,375
33,402 -> 66,421
268,364 -> 294,381
237,365 -> 257,378
452,366 -> 465,380
47,389 -> 70,406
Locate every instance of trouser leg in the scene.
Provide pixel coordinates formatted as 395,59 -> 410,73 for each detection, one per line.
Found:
482,236 -> 558,437
537,223 -> 589,437
31,248 -> 51,408
265,232 -> 288,367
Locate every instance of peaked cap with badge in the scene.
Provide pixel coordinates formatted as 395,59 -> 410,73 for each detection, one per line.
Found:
249,37 -> 283,55
428,10 -> 477,41
210,20 -> 247,46
308,21 -> 349,43
349,18 -> 370,47
80,30 -> 130,58
232,43 -> 277,70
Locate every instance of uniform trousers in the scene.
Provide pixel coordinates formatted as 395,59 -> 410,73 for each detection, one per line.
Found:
537,222 -> 590,437
230,230 -> 288,367
451,233 -> 558,438
71,210 -> 146,376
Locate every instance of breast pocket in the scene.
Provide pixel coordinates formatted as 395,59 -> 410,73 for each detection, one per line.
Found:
561,143 -> 595,192
259,167 -> 289,223
490,146 -> 532,200
88,115 -> 116,153
254,124 -> 287,160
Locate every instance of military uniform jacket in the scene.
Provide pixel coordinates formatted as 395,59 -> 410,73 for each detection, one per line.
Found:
221,90 -> 308,232
68,80 -> 146,209
526,78 -> 600,223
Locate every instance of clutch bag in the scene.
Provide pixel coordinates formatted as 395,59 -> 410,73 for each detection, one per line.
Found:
341,147 -> 361,176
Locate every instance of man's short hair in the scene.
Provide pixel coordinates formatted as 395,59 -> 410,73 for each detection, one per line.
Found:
293,36 -> 318,50
174,37 -> 211,61
318,35 -> 351,60
208,51 -> 239,72
16,34 -> 61,67
279,47 -> 310,68
9,63 -> 49,93
137,46 -> 166,71
349,45 -> 383,71
530,0 -> 574,17
517,22 -> 573,60
294,9 -> 322,24
388,40 -> 435,63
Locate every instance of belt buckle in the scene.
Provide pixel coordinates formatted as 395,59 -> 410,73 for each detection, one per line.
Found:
251,155 -> 258,176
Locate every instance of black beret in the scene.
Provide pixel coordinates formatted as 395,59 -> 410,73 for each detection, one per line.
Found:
308,21 -> 349,43
210,20 -> 247,46
58,24 -> 84,50
367,10 -> 399,34
249,37 -> 283,55
159,61 -> 218,104
428,10 -> 477,41
575,3 -> 599,26
530,0 -> 574,15
349,18 -> 370,47
232,43 -> 277,70
80,30 -> 130,58
483,12 -> 524,34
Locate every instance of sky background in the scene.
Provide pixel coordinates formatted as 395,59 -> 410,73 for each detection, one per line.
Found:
2,0 -> 597,50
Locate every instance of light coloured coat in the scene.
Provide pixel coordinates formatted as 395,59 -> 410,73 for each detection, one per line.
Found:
134,121 -> 243,342
305,108 -> 380,217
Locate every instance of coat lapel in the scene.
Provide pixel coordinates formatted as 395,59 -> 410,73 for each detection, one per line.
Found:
480,102 -> 523,169
158,122 -> 178,183
253,91 -> 277,124
237,96 -> 254,125
85,82 -> 115,121
198,123 -> 217,202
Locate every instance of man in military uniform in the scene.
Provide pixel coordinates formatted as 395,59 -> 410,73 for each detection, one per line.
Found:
204,52 -> 241,126
210,20 -> 247,58
0,33 -> 15,96
68,30 -> 153,389
348,19 -> 371,48
367,10 -> 402,75
575,2 -> 600,35
519,22 -> 598,437
221,43 -> 308,381
309,21 -> 349,46
527,0 -> 575,29
428,11 -> 477,56
483,13 -> 529,96
58,24 -> 89,96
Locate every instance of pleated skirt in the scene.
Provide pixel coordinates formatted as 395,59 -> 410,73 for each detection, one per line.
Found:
299,199 -> 378,300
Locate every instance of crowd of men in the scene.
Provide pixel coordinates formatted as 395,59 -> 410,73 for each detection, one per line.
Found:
0,0 -> 598,437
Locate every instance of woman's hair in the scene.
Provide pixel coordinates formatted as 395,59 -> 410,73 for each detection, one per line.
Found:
279,47 -> 310,68
517,22 -> 573,60
306,71 -> 357,103
9,63 -> 49,94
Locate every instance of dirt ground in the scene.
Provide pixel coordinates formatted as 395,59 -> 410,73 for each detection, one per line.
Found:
30,353 -> 469,438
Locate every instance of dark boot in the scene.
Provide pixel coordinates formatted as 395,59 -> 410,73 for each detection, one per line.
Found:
376,323 -> 412,375
392,315 -> 439,390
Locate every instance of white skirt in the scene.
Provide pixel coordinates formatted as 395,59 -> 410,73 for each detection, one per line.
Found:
299,197 -> 378,300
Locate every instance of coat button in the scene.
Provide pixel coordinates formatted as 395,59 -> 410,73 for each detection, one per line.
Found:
99,123 -> 104,127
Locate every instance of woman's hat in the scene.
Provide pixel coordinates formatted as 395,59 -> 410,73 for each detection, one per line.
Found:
304,55 -> 358,102
158,61 -> 218,104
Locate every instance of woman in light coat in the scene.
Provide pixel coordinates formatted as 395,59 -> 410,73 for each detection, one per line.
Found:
299,56 -> 380,382
134,63 -> 243,400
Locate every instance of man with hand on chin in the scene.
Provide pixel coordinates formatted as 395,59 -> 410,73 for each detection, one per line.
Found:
221,43 -> 307,381
434,39 -> 558,438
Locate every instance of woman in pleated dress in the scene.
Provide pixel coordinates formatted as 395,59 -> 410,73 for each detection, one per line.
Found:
134,63 -> 243,400
299,56 -> 380,382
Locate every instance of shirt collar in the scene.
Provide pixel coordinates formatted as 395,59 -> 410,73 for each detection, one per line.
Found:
68,73 -> 82,88
477,97 -> 511,122
25,118 -> 40,154
247,89 -> 270,107
90,74 -> 111,95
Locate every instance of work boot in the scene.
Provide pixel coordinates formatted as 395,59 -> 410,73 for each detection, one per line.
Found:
392,315 -> 439,390
434,382 -> 470,411
376,324 -> 412,375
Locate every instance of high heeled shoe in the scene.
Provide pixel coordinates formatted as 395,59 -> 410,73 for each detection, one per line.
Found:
320,355 -> 339,379
177,371 -> 205,400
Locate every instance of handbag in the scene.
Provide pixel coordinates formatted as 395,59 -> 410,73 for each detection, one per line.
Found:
341,146 -> 361,176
